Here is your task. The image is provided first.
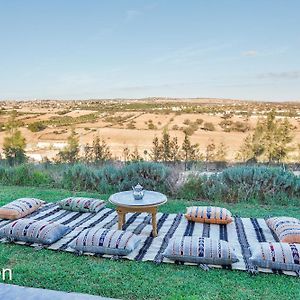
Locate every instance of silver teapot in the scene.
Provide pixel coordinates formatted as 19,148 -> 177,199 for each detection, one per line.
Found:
132,183 -> 145,200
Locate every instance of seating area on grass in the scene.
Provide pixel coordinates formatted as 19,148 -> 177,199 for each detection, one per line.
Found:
0,197 -> 299,277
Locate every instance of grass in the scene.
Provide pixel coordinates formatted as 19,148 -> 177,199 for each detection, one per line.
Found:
0,185 -> 299,300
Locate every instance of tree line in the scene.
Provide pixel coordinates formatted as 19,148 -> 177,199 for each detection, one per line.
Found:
1,110 -> 298,167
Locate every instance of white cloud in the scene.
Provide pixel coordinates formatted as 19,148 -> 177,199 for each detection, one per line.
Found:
125,9 -> 141,21
152,43 -> 232,64
242,50 -> 258,57
258,71 -> 300,80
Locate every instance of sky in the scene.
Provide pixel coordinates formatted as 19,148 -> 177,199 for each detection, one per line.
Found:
0,0 -> 299,101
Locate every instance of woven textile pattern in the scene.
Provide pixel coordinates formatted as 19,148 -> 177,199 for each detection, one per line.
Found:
0,198 -> 44,220
70,228 -> 140,255
250,242 -> 300,272
0,218 -> 70,244
185,206 -> 233,224
266,217 -> 300,243
58,197 -> 106,213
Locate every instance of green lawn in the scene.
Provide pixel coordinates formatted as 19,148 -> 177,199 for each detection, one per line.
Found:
0,185 -> 299,300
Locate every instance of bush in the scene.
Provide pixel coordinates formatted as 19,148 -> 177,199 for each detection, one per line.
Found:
0,164 -> 52,186
118,162 -> 170,193
60,162 -> 171,194
181,166 -> 300,205
0,163 -> 299,207
61,164 -> 100,191
28,122 -> 47,132
183,122 -> 199,136
202,122 -> 215,131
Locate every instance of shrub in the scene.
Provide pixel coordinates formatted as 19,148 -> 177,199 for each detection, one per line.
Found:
28,122 -> 47,132
180,166 -> 300,205
61,164 -> 100,191
183,123 -> 199,136
148,123 -> 157,130
0,164 -> 52,186
195,118 -> 203,125
202,122 -> 215,131
60,162 -> 171,194
118,162 -> 171,193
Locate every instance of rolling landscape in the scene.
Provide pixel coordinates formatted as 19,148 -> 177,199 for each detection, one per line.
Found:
1,1 -> 300,299
1,98 -> 300,162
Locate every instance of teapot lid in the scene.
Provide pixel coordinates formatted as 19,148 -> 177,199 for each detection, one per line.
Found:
134,183 -> 143,190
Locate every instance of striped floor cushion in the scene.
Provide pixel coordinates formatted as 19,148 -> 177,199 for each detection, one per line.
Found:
0,198 -> 45,220
185,206 -> 233,224
266,217 -> 300,243
58,197 -> 106,213
163,237 -> 238,265
250,242 -> 300,272
69,228 -> 141,255
0,218 -> 70,244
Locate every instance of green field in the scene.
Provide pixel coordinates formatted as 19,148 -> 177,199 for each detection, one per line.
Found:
0,185 -> 299,300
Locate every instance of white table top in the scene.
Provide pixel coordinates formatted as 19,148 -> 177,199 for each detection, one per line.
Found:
109,190 -> 167,207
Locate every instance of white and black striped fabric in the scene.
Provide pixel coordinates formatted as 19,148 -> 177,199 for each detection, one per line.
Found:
0,218 -> 70,245
0,204 -> 298,276
69,228 -> 140,255
163,237 -> 238,265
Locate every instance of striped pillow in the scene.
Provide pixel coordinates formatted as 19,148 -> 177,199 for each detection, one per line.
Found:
185,206 -> 233,224
69,228 -> 140,255
58,197 -> 105,213
266,217 -> 300,243
0,218 -> 70,245
250,242 -> 300,272
0,198 -> 45,220
163,237 -> 238,265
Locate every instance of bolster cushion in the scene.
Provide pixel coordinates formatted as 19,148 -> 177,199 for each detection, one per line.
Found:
58,197 -> 106,213
185,206 -> 233,224
0,218 -> 70,244
249,242 -> 300,272
69,228 -> 140,255
266,217 -> 300,243
0,198 -> 45,220
163,236 -> 238,265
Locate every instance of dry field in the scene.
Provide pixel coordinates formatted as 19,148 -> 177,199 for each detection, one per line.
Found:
0,98 -> 300,161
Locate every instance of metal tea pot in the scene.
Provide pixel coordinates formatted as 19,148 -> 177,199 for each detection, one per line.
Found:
132,183 -> 145,200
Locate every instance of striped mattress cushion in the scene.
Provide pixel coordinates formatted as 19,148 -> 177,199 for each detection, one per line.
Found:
266,217 -> 300,243
58,197 -> 106,213
163,237 -> 238,265
0,218 -> 70,244
250,242 -> 300,272
69,228 -> 141,255
0,198 -> 45,220
185,206 -> 233,224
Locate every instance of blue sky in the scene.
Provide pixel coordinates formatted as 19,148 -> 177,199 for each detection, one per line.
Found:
0,0 -> 299,101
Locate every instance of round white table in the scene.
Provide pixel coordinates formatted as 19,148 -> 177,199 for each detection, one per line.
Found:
109,190 -> 167,237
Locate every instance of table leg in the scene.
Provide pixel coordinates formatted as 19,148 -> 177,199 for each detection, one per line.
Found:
152,209 -> 157,237
117,208 -> 125,230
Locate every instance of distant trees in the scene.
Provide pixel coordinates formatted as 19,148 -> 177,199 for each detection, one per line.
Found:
150,129 -> 181,162
215,142 -> 228,161
205,141 -> 216,162
3,112 -> 27,166
182,134 -> 201,169
150,130 -> 202,168
150,130 -> 181,162
84,136 -> 112,163
236,111 -> 295,162
56,128 -> 80,163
